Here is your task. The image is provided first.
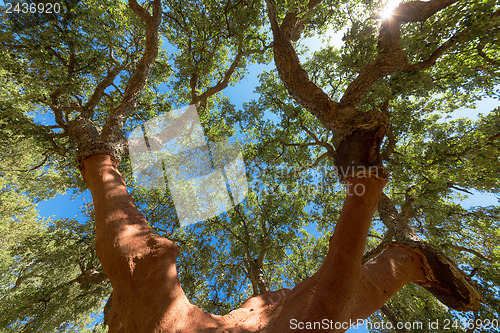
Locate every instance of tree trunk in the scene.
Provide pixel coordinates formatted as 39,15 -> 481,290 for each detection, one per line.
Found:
83,154 -> 217,332
82,154 -> 428,332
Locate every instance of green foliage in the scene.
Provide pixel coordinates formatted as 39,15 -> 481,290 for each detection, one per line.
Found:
0,219 -> 109,333
0,127 -> 109,331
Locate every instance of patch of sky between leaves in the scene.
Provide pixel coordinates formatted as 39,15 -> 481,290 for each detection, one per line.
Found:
435,96 -> 500,123
457,189 -> 499,209
36,190 -> 91,224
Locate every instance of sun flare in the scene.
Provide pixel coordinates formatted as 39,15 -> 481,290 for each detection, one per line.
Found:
380,0 -> 401,19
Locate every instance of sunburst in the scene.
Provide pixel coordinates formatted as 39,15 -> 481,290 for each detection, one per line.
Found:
380,0 -> 401,19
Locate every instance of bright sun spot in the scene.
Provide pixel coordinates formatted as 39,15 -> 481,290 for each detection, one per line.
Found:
380,0 -> 401,19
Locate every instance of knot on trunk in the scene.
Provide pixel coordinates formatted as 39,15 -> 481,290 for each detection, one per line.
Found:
334,109 -> 389,181
66,117 -> 126,169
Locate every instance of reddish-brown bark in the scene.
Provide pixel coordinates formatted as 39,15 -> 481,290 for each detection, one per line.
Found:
83,154 -> 431,332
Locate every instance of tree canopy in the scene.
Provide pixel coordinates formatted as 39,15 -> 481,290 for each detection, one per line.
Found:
0,0 -> 499,331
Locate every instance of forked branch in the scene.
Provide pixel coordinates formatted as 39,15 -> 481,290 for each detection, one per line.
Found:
265,0 -> 343,131
82,65 -> 126,118
477,40 -> 500,67
100,0 -> 162,141
193,44 -> 271,106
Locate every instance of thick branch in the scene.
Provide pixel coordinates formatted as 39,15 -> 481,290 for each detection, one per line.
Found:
392,0 -> 458,23
266,0 -> 344,131
381,124 -> 396,160
340,18 -> 407,108
381,305 -> 408,333
341,0 -> 463,107
247,259 -> 268,296
50,90 -> 67,128
100,0 -> 162,142
127,0 -> 152,22
76,269 -> 108,289
378,193 -> 419,241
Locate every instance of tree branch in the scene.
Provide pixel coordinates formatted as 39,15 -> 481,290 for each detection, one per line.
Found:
127,0 -> 152,22
392,0 -> 458,23
440,243 -> 492,262
477,40 -> 500,67
82,65 -> 125,118
404,25 -> 472,72
381,304 -> 408,333
362,233 -> 392,264
340,18 -> 407,108
378,193 -> 419,241
50,90 -> 67,128
10,272 -> 43,292
341,0 -> 466,107
298,117 -> 337,156
100,0 -> 162,141
381,124 -> 396,161
194,45 -> 270,106
265,0 -> 344,131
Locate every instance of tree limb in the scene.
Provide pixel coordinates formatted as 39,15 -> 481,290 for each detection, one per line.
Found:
193,45 -> 270,107
378,193 -> 419,241
265,0 -> 344,131
362,233 -> 392,264
404,25 -> 472,72
100,0 -> 162,141
82,65 -> 125,118
392,0 -> 458,23
381,304 -> 408,333
50,90 -> 67,128
340,18 -> 407,108
10,272 -> 43,292
477,40 -> 500,67
440,243 -> 492,262
381,121 -> 397,161
128,0 -> 152,22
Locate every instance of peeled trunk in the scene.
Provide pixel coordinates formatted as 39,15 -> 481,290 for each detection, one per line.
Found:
82,154 -> 429,332
83,154 -> 218,331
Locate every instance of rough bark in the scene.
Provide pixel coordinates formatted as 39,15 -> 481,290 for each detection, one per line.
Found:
63,0 -> 162,169
265,0 -> 392,180
265,0 -> 389,145
265,0 -> 496,180
263,0 -> 483,325
377,193 -> 420,241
